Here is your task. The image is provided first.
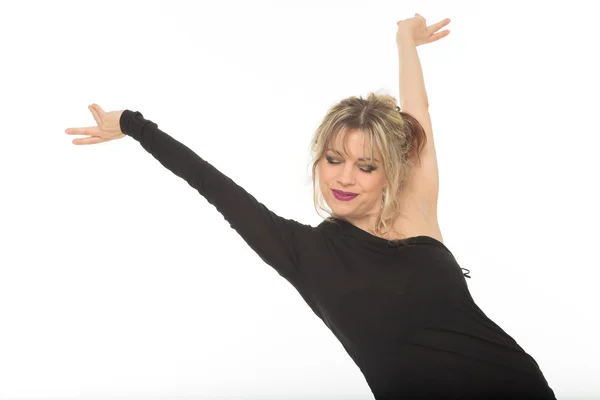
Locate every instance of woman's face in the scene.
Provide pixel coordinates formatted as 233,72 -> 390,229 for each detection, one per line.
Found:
318,129 -> 388,222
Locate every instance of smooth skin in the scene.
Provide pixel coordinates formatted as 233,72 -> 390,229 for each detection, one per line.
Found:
66,14 -> 450,145
396,13 -> 451,47
65,104 -> 125,145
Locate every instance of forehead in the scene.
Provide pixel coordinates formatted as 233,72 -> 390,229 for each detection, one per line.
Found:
328,129 -> 381,159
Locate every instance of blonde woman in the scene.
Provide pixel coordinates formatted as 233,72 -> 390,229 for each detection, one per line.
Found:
66,13 -> 556,400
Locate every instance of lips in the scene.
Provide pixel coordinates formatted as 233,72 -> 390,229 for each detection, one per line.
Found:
333,189 -> 357,196
332,189 -> 358,201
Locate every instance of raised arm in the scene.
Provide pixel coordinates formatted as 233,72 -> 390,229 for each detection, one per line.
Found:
119,110 -> 314,280
395,14 -> 451,214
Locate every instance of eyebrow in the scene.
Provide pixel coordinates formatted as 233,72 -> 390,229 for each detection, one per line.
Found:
327,149 -> 380,163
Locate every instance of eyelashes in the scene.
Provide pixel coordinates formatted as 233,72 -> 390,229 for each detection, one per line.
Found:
325,156 -> 376,174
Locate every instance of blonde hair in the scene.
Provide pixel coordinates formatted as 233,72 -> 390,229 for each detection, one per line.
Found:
309,92 -> 428,238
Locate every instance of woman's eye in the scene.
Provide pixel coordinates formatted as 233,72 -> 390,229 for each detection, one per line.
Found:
326,156 -> 375,174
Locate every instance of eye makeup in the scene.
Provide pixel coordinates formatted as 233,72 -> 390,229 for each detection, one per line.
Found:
325,155 -> 377,174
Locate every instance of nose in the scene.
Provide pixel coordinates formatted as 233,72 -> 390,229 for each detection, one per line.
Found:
336,164 -> 356,186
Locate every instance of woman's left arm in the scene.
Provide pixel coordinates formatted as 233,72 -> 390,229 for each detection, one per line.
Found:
395,14 -> 451,213
397,34 -> 429,109
396,14 -> 450,111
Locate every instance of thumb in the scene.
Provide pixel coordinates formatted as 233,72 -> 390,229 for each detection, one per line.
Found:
88,103 -> 106,126
90,103 -> 105,115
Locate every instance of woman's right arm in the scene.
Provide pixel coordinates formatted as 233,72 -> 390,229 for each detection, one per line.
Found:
119,110 -> 314,281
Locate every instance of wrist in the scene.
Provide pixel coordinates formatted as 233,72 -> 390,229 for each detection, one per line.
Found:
396,33 -> 416,49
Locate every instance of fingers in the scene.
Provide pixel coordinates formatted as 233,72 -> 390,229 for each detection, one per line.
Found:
428,18 -> 451,33
65,126 -> 101,135
426,29 -> 451,44
89,104 -> 101,126
90,103 -> 106,115
66,105 -> 109,145
71,136 -> 106,145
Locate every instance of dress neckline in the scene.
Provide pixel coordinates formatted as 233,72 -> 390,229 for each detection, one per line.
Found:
324,217 -> 441,246
318,217 -> 471,278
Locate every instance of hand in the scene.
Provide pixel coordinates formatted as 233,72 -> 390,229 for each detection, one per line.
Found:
65,104 -> 126,145
396,13 -> 451,47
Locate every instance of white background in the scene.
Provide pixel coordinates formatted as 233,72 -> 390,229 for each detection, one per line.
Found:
0,1 -> 598,399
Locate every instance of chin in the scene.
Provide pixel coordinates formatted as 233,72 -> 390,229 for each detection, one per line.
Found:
328,203 -> 354,216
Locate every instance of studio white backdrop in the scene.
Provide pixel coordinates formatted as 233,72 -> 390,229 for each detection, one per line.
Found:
0,0 -> 598,399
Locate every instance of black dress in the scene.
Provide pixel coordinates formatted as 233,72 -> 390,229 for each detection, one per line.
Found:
119,110 -> 557,399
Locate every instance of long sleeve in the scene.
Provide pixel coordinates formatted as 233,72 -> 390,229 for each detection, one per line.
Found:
119,110 -> 314,280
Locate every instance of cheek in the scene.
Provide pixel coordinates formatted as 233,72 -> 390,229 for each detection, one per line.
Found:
316,164 -> 327,188
318,162 -> 332,181
359,175 -> 385,192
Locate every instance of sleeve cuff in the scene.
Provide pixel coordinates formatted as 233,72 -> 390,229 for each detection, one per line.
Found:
119,109 -> 156,142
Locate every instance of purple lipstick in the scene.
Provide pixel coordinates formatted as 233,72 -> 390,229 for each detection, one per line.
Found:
332,189 -> 358,201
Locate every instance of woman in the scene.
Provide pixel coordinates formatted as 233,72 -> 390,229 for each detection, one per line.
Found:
65,13 -> 556,400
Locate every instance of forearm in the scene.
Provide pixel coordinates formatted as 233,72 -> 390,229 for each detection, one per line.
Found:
397,35 -> 429,108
